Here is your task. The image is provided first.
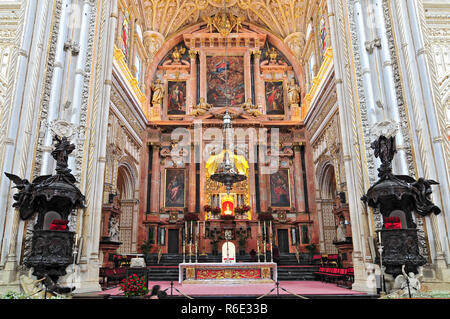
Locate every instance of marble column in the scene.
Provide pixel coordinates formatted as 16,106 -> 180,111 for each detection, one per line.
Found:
199,51 -> 206,100
293,144 -> 306,213
188,144 -> 196,213
188,50 -> 198,113
150,144 -> 161,213
326,0 -> 371,293
244,51 -> 252,100
253,50 -> 264,112
258,142 -> 269,212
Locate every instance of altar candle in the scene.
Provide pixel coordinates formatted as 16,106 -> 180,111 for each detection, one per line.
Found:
378,231 -> 381,243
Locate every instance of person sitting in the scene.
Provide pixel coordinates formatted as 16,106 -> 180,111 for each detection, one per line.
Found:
273,246 -> 280,264
250,249 -> 257,262
149,285 -> 160,299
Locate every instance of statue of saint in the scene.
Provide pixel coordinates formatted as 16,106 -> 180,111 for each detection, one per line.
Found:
287,79 -> 301,106
191,97 -> 213,116
336,220 -> 347,242
151,79 -> 164,106
109,216 -> 120,242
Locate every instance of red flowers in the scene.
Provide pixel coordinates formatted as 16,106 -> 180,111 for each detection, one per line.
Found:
119,274 -> 148,298
203,205 -> 212,212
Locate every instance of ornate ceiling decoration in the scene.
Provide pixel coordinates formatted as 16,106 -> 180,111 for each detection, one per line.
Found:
140,0 -> 309,40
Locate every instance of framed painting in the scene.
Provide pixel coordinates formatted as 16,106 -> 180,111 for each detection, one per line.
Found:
269,169 -> 291,208
265,81 -> 285,115
167,81 -> 186,115
164,168 -> 186,208
206,56 -> 245,107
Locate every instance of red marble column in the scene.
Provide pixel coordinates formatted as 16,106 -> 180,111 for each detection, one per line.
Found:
258,142 -> 269,212
199,51 -> 206,100
137,138 -> 149,247
188,143 -> 196,213
150,144 -> 161,213
253,51 -> 264,112
293,144 -> 306,213
248,140 -> 257,219
189,51 -> 197,113
244,51 -> 252,100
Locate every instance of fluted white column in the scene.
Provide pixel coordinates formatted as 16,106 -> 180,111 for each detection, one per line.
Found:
40,0 -> 71,176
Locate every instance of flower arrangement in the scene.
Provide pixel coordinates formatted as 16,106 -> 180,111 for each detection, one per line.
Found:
184,212 -> 199,221
203,205 -> 212,212
242,205 -> 250,212
212,207 -> 221,215
235,207 -> 243,214
119,274 -> 148,298
258,212 -> 274,221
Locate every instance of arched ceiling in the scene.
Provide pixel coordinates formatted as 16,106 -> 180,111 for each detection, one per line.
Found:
137,0 -> 311,40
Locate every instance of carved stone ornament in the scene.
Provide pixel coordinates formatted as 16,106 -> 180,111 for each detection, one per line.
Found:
50,120 -> 76,139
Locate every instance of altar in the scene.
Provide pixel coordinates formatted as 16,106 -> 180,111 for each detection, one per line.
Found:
179,262 -> 277,284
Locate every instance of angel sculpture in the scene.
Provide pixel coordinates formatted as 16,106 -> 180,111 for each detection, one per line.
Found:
240,98 -> 261,117
191,97 -> 213,117
19,275 -> 54,299
393,265 -> 422,298
4,172 -> 51,220
171,46 -> 186,63
412,178 -> 441,216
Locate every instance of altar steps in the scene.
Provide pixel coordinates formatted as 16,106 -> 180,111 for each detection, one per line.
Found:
145,253 -> 319,282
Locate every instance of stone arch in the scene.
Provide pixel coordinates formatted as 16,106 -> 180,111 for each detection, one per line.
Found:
116,158 -> 139,254
315,158 -> 338,254
145,22 -> 306,95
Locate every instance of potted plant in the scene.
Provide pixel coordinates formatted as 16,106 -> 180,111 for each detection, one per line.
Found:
212,207 -> 221,217
140,240 -> 153,263
305,243 -> 317,259
258,212 -> 274,221
211,239 -> 219,256
119,274 -> 149,298
113,254 -> 122,268
238,233 -> 247,256
184,212 -> 199,221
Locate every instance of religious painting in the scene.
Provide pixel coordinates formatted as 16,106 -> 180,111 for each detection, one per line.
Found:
135,55 -> 142,85
121,10 -> 131,62
206,56 -> 245,107
167,81 -> 186,115
319,17 -> 327,54
269,169 -> 291,208
164,169 -> 186,208
265,81 -> 285,115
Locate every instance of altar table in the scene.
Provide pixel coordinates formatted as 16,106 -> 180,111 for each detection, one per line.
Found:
178,262 -> 277,284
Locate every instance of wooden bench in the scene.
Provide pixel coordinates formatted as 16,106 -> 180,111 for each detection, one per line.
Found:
314,267 -> 351,284
101,267 -> 127,288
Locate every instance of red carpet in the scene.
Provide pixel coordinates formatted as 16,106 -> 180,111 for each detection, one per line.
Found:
98,281 -> 367,298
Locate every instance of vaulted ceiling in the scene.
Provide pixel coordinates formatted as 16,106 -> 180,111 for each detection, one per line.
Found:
136,0 -> 312,40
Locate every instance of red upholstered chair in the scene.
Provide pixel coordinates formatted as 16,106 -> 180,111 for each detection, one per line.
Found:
49,219 -> 68,231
